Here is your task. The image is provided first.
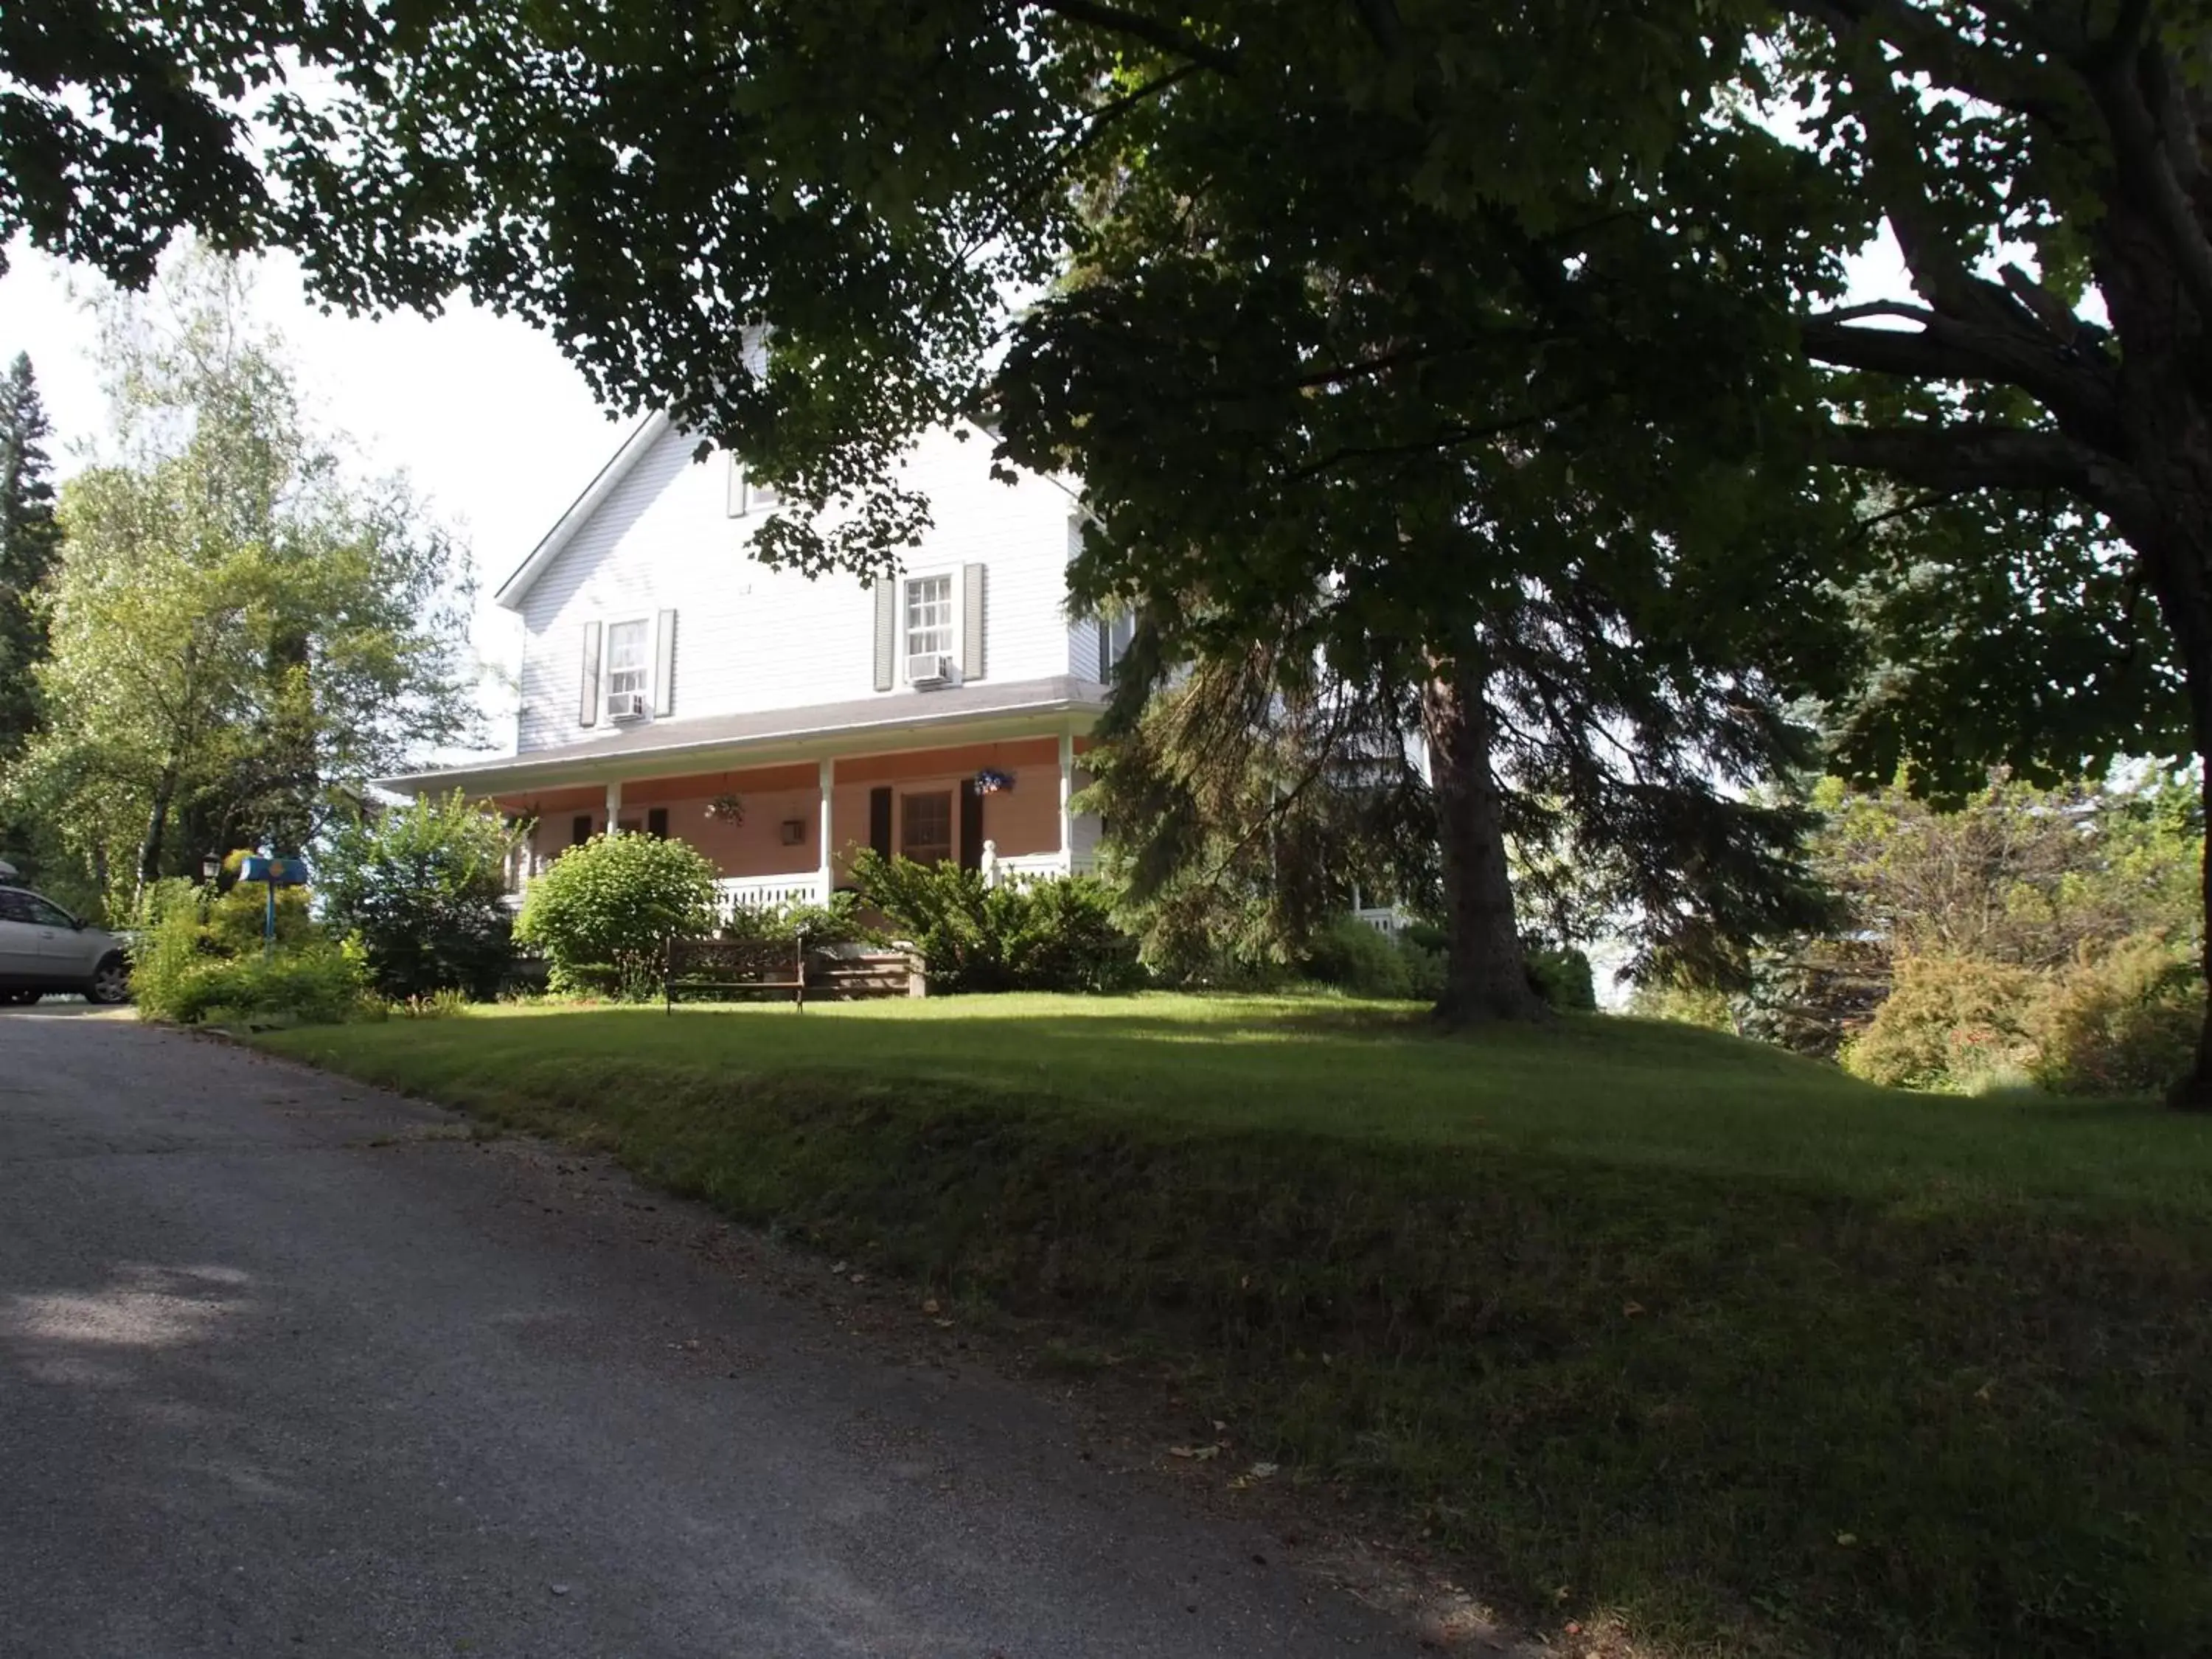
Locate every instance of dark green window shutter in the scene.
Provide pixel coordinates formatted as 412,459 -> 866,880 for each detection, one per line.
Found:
869,786 -> 894,858
570,815 -> 592,846
959,779 -> 984,871
647,807 -> 669,840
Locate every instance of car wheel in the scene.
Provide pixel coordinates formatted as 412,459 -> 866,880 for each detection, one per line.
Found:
86,955 -> 131,1005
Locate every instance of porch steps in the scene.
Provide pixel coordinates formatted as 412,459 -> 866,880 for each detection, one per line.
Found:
806,949 -> 926,1001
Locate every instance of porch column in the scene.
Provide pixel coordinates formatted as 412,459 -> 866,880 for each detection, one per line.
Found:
817,757 -> 834,900
1057,729 -> 1074,873
604,779 -> 623,834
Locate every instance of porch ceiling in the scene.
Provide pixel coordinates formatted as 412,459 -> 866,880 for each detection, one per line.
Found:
381,675 -> 1107,798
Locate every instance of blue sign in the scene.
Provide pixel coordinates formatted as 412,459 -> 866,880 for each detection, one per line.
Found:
238,856 -> 310,886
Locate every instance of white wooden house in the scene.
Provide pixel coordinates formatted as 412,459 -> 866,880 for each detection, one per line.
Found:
383,414 -> 1134,915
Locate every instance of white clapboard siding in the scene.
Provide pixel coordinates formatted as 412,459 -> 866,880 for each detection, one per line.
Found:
515,423 -> 1086,753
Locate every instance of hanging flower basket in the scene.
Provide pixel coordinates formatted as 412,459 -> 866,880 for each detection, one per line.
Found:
705,793 -> 745,825
975,768 -> 1015,794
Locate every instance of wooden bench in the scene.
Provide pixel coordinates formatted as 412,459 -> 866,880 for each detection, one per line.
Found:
664,935 -> 807,1012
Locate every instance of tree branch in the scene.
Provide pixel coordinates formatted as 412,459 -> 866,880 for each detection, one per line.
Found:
1028,1 -> 1237,74
1801,312 -> 2120,445
1784,0 -> 2081,126
1809,300 -> 1938,326
1280,403 -> 1582,483
1815,418 -> 2107,496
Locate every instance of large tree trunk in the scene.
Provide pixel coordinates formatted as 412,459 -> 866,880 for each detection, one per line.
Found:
1420,652 -> 1546,1026
136,762 -> 180,897
2093,198 -> 2212,1110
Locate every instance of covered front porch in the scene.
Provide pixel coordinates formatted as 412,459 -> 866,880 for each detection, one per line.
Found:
380,678 -> 1107,918
501,733 -> 1091,916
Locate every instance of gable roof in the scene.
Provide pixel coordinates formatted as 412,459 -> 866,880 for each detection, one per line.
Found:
493,410 -> 672,611
493,410 -> 1088,614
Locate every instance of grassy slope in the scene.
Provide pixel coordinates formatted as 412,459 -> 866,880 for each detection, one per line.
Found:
262,995 -> 2212,1658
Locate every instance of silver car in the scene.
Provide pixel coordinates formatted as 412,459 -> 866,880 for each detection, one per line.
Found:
0,886 -> 131,1005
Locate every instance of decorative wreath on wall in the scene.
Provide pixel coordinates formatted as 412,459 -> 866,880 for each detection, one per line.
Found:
705,793 -> 746,825
975,768 -> 1015,794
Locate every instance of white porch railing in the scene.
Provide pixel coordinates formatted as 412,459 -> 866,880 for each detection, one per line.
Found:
989,850 -> 1096,888
1353,905 -> 1413,936
716,874 -> 830,917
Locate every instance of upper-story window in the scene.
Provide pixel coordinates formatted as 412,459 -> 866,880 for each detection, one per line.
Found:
726,453 -> 779,515
606,619 -> 650,713
906,574 -> 954,662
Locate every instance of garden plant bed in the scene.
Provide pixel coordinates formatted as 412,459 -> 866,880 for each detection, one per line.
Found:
259,993 -> 2212,1659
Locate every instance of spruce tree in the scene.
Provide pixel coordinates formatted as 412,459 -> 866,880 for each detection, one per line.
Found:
0,352 -> 60,755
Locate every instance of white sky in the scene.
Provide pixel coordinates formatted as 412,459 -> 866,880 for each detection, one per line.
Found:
0,240 -> 633,750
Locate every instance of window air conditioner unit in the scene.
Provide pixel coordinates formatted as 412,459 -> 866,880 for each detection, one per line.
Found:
907,652 -> 955,688
607,691 -> 650,721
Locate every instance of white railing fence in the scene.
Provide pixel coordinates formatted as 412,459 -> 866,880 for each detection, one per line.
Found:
715,874 -> 830,919
1352,905 -> 1413,936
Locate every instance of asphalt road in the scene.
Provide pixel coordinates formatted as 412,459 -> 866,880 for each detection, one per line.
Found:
0,1009 -> 1427,1659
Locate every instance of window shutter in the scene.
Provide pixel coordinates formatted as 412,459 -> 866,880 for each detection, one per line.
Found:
579,621 -> 602,726
654,609 -> 677,717
961,563 -> 986,681
1094,619 -> 1110,681
873,580 -> 897,692
726,453 -> 745,517
959,779 -> 984,872
869,786 -> 894,858
570,814 -> 592,846
647,807 -> 669,840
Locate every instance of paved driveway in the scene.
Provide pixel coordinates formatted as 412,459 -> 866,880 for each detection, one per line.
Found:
0,1010 -> 1420,1658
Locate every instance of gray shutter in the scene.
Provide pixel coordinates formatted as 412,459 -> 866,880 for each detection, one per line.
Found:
1094,619 -> 1110,681
654,608 -> 677,717
579,620 -> 602,727
726,453 -> 745,517
961,563 -> 985,681
873,579 -> 897,692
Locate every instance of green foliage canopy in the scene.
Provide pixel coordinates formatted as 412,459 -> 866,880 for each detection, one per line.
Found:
1,257 -> 476,911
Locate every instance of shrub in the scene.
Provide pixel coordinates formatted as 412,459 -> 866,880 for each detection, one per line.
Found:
1527,945 -> 1599,1012
1301,915 -> 1413,998
129,894 -> 216,1022
131,879 -> 369,1026
1840,953 -> 2040,1091
2030,933 -> 2203,1096
181,942 -> 371,1027
1626,979 -> 1739,1032
513,831 -> 719,997
202,882 -> 316,956
1837,935 -> 2205,1097
720,891 -> 877,947
1305,922 -> 1596,1009
851,852 -> 1141,992
321,792 -> 521,1000
1398,932 -> 1448,1001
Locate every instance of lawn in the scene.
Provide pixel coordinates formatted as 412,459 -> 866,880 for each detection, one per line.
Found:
261,994 -> 2212,1658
